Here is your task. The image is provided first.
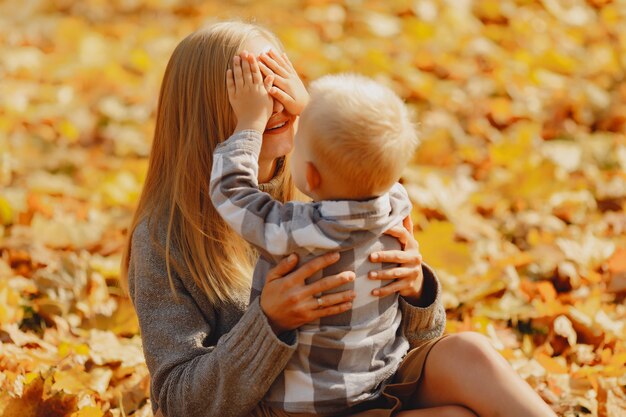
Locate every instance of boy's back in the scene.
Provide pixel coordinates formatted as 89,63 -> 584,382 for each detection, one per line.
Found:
210,71 -> 420,414
256,229 -> 408,413
211,138 -> 412,411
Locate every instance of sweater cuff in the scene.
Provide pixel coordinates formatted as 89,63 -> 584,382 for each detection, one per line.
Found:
399,263 -> 441,332
216,129 -> 263,156
233,297 -> 298,351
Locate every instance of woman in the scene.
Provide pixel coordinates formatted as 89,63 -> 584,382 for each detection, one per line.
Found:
121,22 -> 558,417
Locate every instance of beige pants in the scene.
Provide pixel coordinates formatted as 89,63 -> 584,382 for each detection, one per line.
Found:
250,334 -> 451,417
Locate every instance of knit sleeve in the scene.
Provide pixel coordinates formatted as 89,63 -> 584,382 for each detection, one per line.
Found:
398,263 -> 447,350
128,221 -> 297,417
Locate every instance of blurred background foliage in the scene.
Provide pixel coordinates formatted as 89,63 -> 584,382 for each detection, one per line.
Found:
0,0 -> 625,416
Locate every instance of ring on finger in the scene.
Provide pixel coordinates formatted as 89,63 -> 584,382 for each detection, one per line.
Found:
315,295 -> 324,309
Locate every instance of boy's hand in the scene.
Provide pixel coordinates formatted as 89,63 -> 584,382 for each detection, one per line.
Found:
227,51 -> 275,134
258,49 -> 309,116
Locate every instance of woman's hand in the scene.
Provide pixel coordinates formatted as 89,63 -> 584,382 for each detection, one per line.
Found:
258,49 -> 309,116
226,51 -> 275,133
368,216 -> 425,302
260,252 -> 356,335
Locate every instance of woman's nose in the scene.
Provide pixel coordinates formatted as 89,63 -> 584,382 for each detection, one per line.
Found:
272,98 -> 284,115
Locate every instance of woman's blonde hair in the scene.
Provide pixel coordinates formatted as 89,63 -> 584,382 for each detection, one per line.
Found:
120,22 -> 296,304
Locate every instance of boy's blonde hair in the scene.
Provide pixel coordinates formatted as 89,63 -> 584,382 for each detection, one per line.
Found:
300,73 -> 419,198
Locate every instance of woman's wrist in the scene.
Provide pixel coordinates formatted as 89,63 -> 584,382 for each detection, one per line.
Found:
260,299 -> 288,336
402,282 -> 424,305
402,264 -> 437,308
267,317 -> 287,336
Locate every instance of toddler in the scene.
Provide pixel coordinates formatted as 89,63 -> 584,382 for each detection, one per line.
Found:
210,58 -> 419,415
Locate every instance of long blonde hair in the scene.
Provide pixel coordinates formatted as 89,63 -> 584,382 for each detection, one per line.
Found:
120,22 -> 296,304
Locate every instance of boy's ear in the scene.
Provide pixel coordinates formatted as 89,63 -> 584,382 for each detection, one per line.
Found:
305,162 -> 321,192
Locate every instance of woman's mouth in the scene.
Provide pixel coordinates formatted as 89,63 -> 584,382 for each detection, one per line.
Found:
264,118 -> 291,135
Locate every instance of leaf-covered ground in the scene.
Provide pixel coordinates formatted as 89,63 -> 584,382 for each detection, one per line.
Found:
1,1 -> 625,416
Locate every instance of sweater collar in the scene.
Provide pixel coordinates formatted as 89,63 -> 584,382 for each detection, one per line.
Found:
258,156 -> 285,194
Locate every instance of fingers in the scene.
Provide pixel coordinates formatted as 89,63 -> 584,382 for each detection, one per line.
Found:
259,51 -> 289,78
267,73 -> 289,91
269,85 -> 296,108
383,225 -> 410,248
305,290 -> 355,311
370,249 -> 417,264
259,61 -> 288,91
268,48 -> 290,69
246,52 -> 263,84
285,252 -> 340,286
263,74 -> 275,93
258,60 -> 274,77
266,253 -> 299,283
302,271 -> 355,298
384,223 -> 420,250
385,217 -> 419,252
234,51 -> 265,87
226,68 -> 235,99
233,55 -> 244,91
403,215 -> 414,233
240,52 -> 253,86
368,267 -> 416,281
258,60 -> 287,91
314,302 -> 353,318
372,280 -> 409,298
281,51 -> 296,71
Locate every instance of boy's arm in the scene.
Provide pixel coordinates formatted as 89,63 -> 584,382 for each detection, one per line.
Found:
210,129 -> 325,256
214,54 -> 340,256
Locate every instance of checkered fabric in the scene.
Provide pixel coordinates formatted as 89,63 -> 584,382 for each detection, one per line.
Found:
209,130 -> 412,414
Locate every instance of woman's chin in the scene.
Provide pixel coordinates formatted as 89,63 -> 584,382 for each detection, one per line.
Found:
261,123 -> 294,159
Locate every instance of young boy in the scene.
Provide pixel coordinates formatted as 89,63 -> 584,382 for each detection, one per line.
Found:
210,57 -> 419,415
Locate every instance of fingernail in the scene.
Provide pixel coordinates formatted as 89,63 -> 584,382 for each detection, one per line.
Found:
372,290 -> 380,296
331,252 -> 340,260
288,254 -> 296,262
371,253 -> 379,261
346,273 -> 354,282
370,271 -> 378,279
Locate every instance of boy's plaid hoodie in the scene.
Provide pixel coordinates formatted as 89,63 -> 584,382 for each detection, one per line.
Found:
210,130 -> 415,414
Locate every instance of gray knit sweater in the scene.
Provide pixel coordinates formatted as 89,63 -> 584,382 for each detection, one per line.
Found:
128,215 -> 446,417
